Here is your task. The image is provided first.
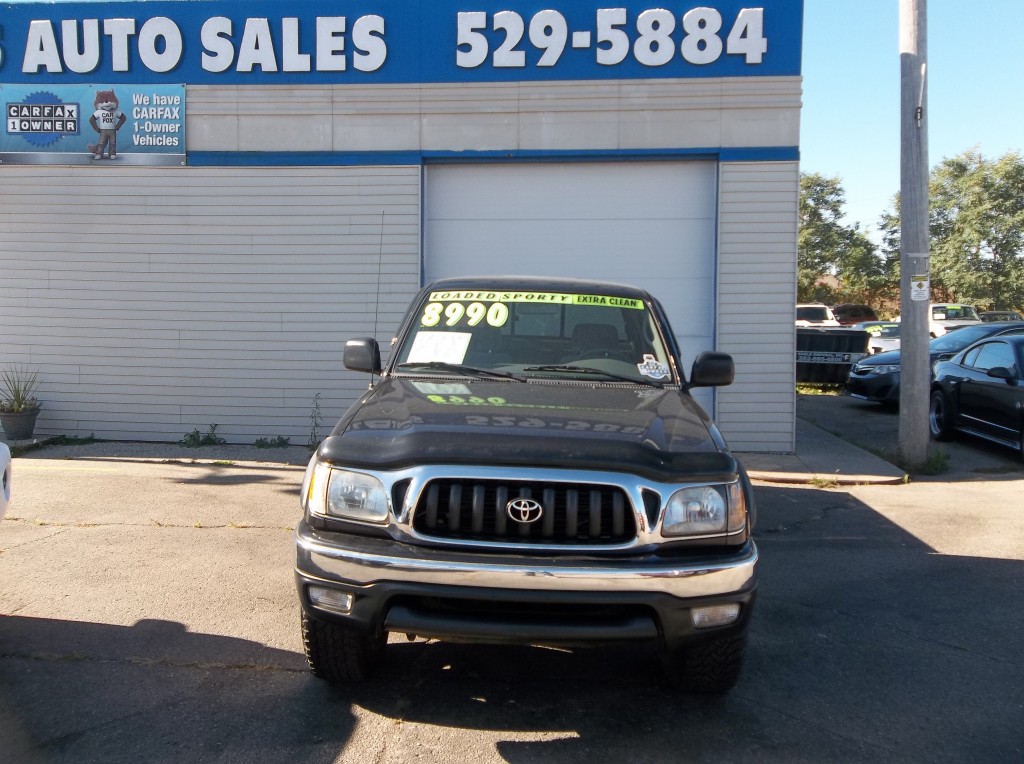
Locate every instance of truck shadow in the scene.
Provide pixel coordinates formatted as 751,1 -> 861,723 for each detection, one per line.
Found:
344,483 -> 1024,762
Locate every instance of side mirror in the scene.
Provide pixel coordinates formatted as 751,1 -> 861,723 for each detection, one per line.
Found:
689,351 -> 735,388
344,338 -> 382,374
986,366 -> 1017,382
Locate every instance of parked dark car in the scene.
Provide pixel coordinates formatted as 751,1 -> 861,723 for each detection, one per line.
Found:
846,322 -> 1024,405
929,334 -> 1024,458
832,303 -> 878,326
979,310 -> 1023,323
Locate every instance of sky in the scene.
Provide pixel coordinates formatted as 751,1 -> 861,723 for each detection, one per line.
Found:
801,0 -> 1024,238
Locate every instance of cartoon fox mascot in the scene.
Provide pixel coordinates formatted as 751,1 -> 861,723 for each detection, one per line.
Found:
87,89 -> 127,160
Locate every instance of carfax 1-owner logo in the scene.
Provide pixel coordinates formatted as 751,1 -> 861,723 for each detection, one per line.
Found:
1,83 -> 185,165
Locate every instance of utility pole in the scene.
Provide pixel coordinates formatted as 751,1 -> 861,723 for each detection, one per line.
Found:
899,0 -> 930,467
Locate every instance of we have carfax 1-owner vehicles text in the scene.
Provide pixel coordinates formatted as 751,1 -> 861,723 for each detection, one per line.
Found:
294,277 -> 757,692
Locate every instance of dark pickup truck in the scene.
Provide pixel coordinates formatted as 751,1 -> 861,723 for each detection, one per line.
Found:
295,276 -> 757,692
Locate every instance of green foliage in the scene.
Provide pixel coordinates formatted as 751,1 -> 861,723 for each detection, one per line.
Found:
179,424 -> 227,448
52,433 -> 101,446
931,150 -> 1024,309
0,366 -> 41,413
796,383 -> 844,396
798,173 -> 889,305
254,436 -> 291,449
880,150 -> 1024,310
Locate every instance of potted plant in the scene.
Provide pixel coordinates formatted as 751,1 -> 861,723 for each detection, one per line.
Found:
0,366 -> 42,441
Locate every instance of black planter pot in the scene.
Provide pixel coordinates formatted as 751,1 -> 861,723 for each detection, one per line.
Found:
0,408 -> 40,441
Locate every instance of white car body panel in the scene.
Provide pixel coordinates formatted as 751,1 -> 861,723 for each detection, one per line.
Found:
896,303 -> 983,337
0,442 -> 10,521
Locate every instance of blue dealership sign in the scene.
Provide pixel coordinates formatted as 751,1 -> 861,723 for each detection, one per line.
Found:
0,0 -> 803,85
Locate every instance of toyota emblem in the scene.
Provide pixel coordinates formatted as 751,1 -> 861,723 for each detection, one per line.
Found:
506,497 -> 544,524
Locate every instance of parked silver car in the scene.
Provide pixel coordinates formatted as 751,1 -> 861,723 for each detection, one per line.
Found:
853,321 -> 901,354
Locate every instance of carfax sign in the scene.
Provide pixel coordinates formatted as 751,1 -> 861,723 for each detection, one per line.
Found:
1,83 -> 184,164
0,0 -> 803,85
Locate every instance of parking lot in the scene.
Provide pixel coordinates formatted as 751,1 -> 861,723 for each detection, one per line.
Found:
1,398 -> 1023,763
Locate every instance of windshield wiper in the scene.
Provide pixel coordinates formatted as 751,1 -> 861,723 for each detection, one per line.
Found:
522,364 -> 664,388
396,362 -> 526,382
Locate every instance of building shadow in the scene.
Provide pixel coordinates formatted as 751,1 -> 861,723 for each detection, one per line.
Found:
2,483 -> 1022,763
0,617 -> 350,763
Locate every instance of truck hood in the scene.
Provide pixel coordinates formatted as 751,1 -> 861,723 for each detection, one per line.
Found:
319,377 -> 736,482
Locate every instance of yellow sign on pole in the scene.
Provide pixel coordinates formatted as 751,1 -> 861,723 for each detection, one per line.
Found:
911,273 -> 930,302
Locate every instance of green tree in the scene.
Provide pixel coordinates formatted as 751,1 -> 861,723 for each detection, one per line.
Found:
799,173 -> 886,304
931,150 -> 1024,309
880,150 -> 1024,310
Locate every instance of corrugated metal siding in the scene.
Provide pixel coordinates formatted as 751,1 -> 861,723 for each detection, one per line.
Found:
716,162 -> 799,453
0,166 -> 421,444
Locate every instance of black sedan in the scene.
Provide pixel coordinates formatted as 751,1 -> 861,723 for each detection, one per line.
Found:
929,334 -> 1024,457
846,322 -> 1024,404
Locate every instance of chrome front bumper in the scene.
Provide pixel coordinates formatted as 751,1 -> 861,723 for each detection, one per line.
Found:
295,521 -> 758,600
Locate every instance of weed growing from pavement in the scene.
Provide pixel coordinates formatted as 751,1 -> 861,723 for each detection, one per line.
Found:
52,433 -> 101,446
179,424 -> 226,447
888,446 -> 949,476
254,436 -> 290,449
810,476 -> 841,489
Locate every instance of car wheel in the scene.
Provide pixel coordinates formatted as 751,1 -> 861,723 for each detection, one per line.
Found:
301,611 -> 385,683
928,390 -> 954,441
662,629 -> 748,694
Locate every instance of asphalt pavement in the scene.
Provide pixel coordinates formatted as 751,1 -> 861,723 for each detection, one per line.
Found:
1,394 -> 1023,762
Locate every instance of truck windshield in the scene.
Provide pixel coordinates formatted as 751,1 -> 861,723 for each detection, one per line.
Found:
394,288 -> 675,384
933,305 -> 980,321
797,306 -> 831,322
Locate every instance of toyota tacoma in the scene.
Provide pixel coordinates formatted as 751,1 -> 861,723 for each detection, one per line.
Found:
294,277 -> 757,692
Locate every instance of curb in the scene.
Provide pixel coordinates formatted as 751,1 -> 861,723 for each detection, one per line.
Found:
746,469 -> 907,487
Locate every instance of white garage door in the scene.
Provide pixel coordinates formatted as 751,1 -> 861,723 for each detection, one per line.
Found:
425,161 -> 719,406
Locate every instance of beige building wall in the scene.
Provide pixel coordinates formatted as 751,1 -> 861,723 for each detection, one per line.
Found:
0,76 -> 800,448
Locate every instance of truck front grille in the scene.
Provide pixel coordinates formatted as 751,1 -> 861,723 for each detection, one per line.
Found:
411,479 -> 637,545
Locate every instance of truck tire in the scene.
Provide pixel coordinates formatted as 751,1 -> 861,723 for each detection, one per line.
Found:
662,630 -> 748,694
301,611 -> 385,683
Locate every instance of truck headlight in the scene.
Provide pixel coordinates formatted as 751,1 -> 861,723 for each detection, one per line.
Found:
663,483 -> 745,537
302,460 -> 389,524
